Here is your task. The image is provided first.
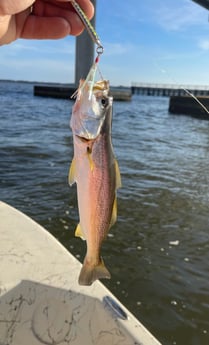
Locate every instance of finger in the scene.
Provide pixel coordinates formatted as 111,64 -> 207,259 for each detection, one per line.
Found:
48,0 -> 94,20
0,1 -> 34,15
71,0 -> 94,20
32,0 -> 94,35
0,15 -> 14,45
20,15 -> 71,39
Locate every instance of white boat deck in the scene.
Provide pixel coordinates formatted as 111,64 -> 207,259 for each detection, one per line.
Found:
0,201 -> 161,345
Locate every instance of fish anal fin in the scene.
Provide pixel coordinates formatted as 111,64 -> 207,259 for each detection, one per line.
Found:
75,223 -> 85,240
108,160 -> 121,231
78,257 -> 111,286
114,159 -> 122,189
109,196 -> 117,229
68,158 -> 76,186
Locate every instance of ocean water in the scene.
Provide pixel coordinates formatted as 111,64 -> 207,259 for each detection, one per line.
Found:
0,80 -> 209,345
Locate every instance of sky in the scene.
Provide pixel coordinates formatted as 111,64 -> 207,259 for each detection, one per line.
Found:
1,0 -> 209,86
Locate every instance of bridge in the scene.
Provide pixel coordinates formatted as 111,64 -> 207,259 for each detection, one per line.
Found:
75,0 -> 209,87
131,82 -> 209,97
192,0 -> 209,10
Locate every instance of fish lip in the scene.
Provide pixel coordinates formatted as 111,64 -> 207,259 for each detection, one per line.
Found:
75,134 -> 97,142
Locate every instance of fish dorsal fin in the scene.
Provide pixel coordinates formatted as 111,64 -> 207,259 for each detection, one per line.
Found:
68,158 -> 76,186
115,159 -> 122,189
109,196 -> 117,229
75,223 -> 85,240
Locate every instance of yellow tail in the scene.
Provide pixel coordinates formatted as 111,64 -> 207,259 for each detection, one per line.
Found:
78,257 -> 111,286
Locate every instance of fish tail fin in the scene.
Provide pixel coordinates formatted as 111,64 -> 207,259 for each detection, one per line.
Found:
78,257 -> 111,286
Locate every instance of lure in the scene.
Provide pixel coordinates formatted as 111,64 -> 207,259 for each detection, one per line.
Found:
70,0 -> 104,55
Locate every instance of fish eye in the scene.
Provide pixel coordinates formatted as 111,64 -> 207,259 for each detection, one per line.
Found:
101,97 -> 109,108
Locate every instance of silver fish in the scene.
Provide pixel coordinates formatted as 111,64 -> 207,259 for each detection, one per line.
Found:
69,63 -> 121,285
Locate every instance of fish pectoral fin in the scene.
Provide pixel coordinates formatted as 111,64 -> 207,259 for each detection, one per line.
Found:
78,257 -> 111,286
109,196 -> 117,228
75,223 -> 85,240
68,158 -> 76,186
115,159 -> 122,189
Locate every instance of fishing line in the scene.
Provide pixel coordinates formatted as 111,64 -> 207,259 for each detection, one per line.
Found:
154,61 -> 209,116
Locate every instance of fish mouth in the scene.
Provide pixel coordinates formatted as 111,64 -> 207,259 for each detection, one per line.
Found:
75,135 -> 96,143
75,63 -> 109,101
77,80 -> 109,102
75,135 -> 95,157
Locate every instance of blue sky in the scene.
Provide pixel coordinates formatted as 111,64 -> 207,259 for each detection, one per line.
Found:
1,0 -> 209,86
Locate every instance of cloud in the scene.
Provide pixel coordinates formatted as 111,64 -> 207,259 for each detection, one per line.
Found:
198,39 -> 209,50
0,37 -> 75,58
0,36 -> 77,82
102,42 -> 134,56
154,0 -> 207,31
0,56 -> 75,83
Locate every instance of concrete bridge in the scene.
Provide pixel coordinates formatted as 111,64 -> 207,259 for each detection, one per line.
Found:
131,82 -> 209,97
74,0 -> 97,86
75,0 -> 209,85
75,0 -> 209,87
192,0 -> 209,10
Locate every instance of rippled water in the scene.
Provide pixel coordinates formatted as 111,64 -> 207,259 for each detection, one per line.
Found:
1,81 -> 209,345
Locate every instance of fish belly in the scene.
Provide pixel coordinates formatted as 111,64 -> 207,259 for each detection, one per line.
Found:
76,140 -> 115,255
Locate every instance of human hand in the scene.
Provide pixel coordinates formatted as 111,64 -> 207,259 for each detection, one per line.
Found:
0,0 -> 94,45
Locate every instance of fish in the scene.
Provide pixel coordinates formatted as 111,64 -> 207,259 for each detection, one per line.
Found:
69,62 -> 121,286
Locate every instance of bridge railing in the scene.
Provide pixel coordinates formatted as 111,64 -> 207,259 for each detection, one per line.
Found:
131,82 -> 209,91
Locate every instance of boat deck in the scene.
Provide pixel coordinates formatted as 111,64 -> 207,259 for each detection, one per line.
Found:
0,201 -> 161,345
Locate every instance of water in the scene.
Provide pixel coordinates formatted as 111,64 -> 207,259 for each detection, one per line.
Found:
1,81 -> 209,345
